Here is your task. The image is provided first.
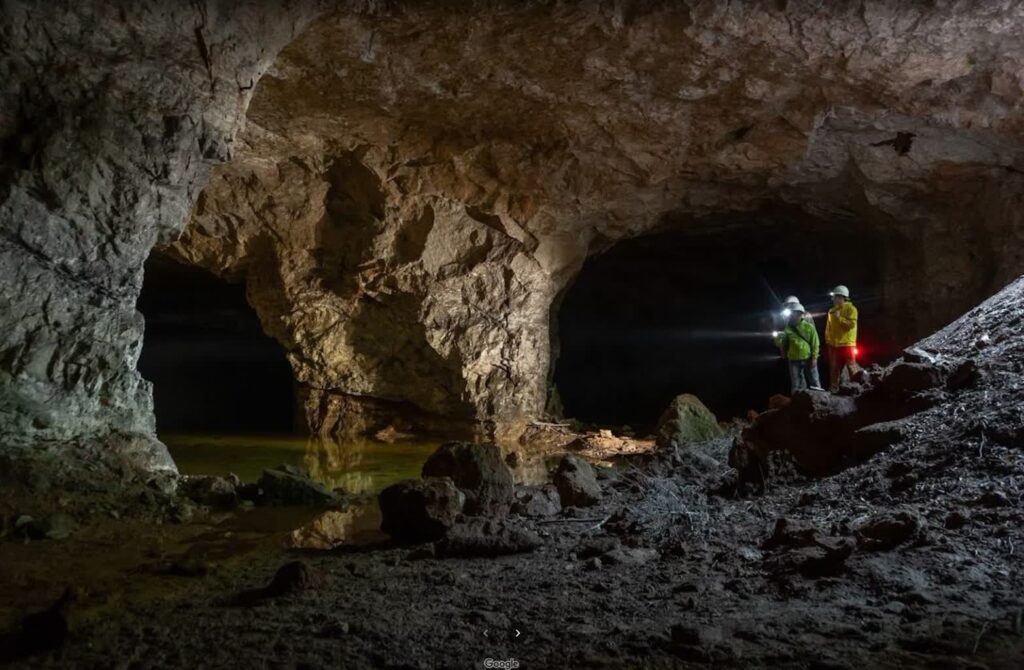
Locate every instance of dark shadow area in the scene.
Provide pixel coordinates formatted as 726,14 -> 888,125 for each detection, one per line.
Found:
137,253 -> 296,434
554,210 -> 901,431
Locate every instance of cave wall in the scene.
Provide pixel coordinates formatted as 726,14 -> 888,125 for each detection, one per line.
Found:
1,0 -> 1023,475
0,1 -> 319,477
172,1 -> 1024,442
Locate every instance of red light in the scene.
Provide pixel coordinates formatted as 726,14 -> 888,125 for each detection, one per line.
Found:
853,347 -> 860,357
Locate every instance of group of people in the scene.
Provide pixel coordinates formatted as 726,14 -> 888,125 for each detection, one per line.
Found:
772,285 -> 860,394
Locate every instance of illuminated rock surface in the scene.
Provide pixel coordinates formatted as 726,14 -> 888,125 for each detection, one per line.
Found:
172,1 -> 1024,440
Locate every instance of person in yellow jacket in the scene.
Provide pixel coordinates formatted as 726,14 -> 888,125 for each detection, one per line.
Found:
825,284 -> 860,391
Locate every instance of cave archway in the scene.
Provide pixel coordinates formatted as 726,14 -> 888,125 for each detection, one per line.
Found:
137,253 -> 297,436
553,210 -> 905,431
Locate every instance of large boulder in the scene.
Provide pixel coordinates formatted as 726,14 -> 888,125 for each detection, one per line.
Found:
655,394 -> 724,448
421,442 -> 514,517
378,477 -> 465,543
553,454 -> 602,508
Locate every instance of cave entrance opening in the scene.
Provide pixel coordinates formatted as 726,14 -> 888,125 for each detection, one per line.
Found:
137,253 -> 298,438
553,211 -> 899,432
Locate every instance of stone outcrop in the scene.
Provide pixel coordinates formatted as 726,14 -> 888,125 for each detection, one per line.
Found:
655,394 -> 724,448
5,1 -> 1024,484
170,2 -> 1024,443
0,1 -> 319,485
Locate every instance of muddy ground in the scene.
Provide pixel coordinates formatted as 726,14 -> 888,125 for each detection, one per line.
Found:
3,282 -> 1024,669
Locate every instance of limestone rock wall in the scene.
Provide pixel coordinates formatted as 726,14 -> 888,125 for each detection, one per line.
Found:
173,1 -> 1024,442
0,1 -> 318,474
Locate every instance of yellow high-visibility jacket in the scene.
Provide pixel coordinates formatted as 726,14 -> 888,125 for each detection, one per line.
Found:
826,302 -> 858,347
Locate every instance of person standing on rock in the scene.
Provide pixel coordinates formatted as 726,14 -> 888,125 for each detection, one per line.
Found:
773,303 -> 822,393
825,284 -> 860,391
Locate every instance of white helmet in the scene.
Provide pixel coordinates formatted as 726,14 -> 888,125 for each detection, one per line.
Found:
788,303 -> 806,313
783,295 -> 801,305
830,285 -> 850,298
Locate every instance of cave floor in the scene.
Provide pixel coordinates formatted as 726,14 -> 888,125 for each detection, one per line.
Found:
2,416 -> 1022,669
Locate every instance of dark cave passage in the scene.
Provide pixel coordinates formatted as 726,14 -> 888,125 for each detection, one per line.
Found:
553,212 -> 900,431
137,254 -> 297,435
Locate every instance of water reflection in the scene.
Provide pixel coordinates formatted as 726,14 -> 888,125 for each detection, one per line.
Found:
163,433 -> 439,494
302,437 -> 440,493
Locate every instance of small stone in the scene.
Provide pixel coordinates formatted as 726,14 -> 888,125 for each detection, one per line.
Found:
945,510 -> 969,530
978,490 -> 1010,508
262,561 -> 329,597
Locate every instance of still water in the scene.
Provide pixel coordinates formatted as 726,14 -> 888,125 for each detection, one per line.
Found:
163,434 -> 441,494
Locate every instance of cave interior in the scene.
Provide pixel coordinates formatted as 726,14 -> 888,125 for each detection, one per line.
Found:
2,2 -> 1024,668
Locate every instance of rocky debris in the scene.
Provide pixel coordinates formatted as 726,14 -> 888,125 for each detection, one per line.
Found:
553,454 -> 602,507
655,394 -> 724,448
762,518 -> 855,578
257,465 -> 339,507
853,512 -> 926,551
378,477 -> 465,543
420,442 -> 514,516
433,518 -> 542,558
730,346 -> 966,482
511,485 -> 561,518
179,475 -> 239,509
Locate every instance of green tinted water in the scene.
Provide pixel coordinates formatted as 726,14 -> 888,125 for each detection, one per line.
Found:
162,434 -> 440,494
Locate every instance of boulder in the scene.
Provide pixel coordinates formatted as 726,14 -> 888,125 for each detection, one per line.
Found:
511,484 -> 562,517
553,454 -> 602,507
378,477 -> 465,543
179,475 -> 239,509
421,442 -> 514,516
655,394 -> 724,448
258,465 -> 338,507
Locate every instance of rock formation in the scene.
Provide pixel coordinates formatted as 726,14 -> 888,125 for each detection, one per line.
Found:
171,1 -> 1024,443
4,1 -> 1024,483
0,1 -> 319,483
